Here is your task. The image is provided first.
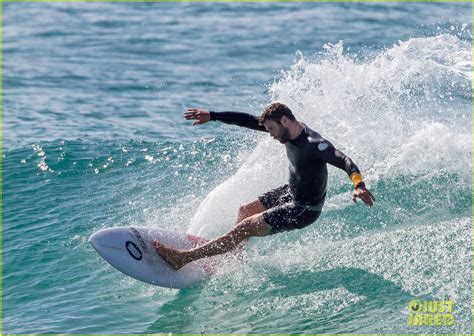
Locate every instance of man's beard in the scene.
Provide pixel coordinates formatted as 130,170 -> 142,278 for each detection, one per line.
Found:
276,126 -> 291,144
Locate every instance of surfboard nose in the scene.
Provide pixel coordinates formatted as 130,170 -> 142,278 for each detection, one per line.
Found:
89,227 -> 134,250
88,230 -> 102,250
88,228 -> 117,249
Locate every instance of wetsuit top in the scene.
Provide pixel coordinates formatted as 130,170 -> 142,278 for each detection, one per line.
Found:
209,111 -> 361,206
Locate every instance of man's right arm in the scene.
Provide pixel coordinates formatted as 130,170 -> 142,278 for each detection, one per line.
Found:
210,111 -> 268,132
184,108 -> 267,132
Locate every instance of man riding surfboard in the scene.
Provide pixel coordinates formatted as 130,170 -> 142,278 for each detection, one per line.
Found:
154,102 -> 375,270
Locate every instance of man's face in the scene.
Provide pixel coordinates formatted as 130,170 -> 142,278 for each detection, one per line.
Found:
263,119 -> 290,144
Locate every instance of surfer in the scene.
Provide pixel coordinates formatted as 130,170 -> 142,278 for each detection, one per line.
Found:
154,102 -> 375,270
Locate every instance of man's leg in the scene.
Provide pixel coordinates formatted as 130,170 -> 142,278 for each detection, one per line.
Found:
188,199 -> 266,248
236,199 -> 266,223
154,213 -> 272,270
234,199 -> 266,251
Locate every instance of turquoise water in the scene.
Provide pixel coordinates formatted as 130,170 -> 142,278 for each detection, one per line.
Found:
3,2 -> 472,333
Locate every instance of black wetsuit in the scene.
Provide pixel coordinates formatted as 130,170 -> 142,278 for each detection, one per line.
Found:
210,111 -> 361,233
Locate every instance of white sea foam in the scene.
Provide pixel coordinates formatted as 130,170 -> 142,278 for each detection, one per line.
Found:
188,34 -> 471,238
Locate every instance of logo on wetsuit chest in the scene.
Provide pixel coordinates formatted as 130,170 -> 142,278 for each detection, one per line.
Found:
318,142 -> 328,151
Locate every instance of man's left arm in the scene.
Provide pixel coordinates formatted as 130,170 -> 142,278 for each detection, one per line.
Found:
316,140 -> 375,206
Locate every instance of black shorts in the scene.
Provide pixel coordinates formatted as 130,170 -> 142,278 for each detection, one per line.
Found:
258,184 -> 323,235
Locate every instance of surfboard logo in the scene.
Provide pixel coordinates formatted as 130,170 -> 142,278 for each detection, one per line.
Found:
131,227 -> 148,252
126,241 -> 143,261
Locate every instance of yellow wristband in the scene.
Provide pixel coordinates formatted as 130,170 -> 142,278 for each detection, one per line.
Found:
350,173 -> 363,187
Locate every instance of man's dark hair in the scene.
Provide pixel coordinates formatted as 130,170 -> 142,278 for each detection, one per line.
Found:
259,102 -> 296,124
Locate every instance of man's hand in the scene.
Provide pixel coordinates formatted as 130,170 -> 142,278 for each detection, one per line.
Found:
352,184 -> 375,206
184,108 -> 211,126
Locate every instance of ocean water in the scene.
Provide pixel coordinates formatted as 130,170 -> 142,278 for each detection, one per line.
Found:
3,2 -> 472,333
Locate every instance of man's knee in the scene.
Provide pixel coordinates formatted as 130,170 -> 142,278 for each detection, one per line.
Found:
233,214 -> 271,238
238,200 -> 266,220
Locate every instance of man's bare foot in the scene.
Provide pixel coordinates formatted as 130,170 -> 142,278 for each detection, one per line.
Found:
153,241 -> 189,270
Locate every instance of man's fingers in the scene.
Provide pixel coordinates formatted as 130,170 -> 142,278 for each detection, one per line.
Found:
363,190 -> 375,204
360,193 -> 374,206
353,189 -> 375,206
186,108 -> 202,114
185,108 -> 206,120
184,112 -> 199,119
364,196 -> 374,206
367,190 -> 376,202
185,109 -> 209,125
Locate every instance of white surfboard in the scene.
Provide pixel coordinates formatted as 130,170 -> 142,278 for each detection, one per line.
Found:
89,226 -> 215,289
